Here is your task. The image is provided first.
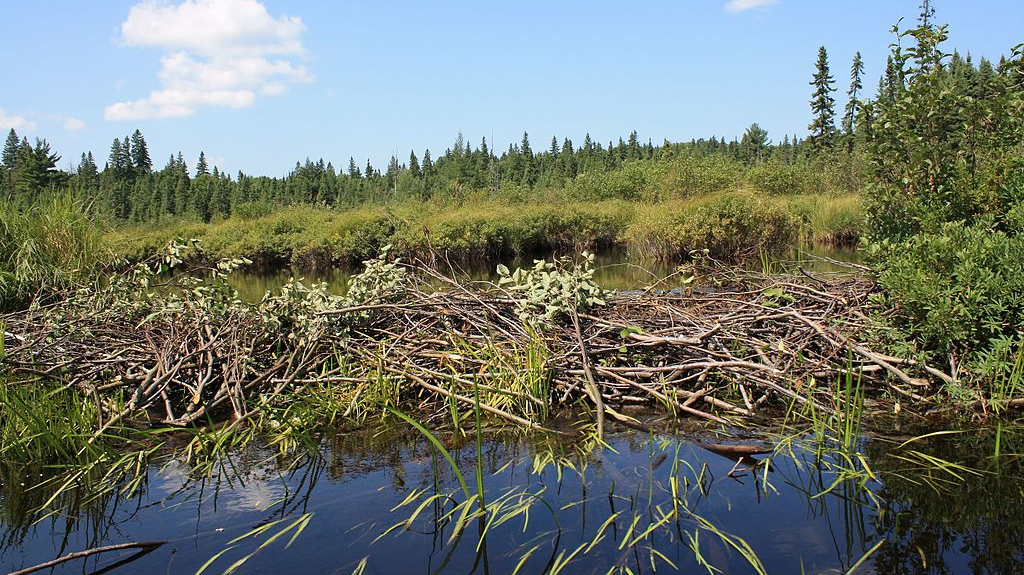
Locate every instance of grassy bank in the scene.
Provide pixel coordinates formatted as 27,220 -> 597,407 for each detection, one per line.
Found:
0,195 -> 107,310
107,191 -> 862,267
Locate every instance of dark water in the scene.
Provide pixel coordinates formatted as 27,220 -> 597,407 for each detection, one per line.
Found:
2,424 -> 1022,575
225,246 -> 864,302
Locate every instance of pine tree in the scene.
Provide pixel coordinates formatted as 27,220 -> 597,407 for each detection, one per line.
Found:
196,152 -> 209,176
627,131 -> 640,160
842,52 -> 865,149
107,138 -> 129,175
422,150 -> 433,178
409,150 -> 421,179
348,156 -> 361,178
739,123 -> 769,164
807,46 -> 838,153
1,129 -> 18,170
519,132 -> 536,186
130,129 -> 152,174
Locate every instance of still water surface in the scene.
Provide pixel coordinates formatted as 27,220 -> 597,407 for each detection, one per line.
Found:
2,423 -> 1021,575
226,246 -> 863,302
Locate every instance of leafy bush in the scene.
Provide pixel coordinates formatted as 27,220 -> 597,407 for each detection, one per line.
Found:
748,161 -> 810,195
872,220 -> 1024,367
497,252 -> 606,326
625,192 -> 801,261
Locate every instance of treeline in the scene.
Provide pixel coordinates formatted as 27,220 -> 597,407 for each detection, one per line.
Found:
2,125 -> 847,224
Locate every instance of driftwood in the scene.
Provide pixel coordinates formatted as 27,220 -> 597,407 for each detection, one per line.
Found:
4,541 -> 165,575
0,257 -> 947,435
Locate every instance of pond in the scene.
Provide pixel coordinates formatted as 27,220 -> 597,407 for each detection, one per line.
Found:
225,245 -> 863,302
2,421 -> 1021,575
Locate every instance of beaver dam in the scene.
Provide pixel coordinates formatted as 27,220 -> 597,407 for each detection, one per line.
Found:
1,245 -> 1022,574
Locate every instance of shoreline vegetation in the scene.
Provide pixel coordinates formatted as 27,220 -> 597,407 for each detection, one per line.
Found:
107,191 -> 862,269
0,1 -> 1021,522
3,7 -> 1024,574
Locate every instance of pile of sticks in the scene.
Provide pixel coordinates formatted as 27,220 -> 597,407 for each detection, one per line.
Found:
1,260 -> 943,436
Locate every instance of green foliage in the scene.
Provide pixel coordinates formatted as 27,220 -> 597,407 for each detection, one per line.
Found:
864,22 -> 1023,242
341,245 -> 409,307
873,221 -> 1024,368
0,194 -> 105,310
861,16 -> 1024,389
624,192 -> 802,261
497,252 -> 606,325
808,46 -> 838,152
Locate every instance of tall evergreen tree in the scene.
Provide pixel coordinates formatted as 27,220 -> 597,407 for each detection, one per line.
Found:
408,150 -> 421,179
519,132 -> 536,186
130,129 -> 152,174
1,129 -> 18,170
627,131 -> 640,160
739,123 -> 769,164
422,149 -> 433,178
807,46 -> 838,153
842,52 -> 865,149
195,151 -> 209,176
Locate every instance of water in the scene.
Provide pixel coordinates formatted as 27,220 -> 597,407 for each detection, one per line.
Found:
225,246 -> 863,302
2,424 -> 1021,575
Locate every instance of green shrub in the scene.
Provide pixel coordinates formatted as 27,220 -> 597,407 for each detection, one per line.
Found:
873,220 -> 1024,366
748,161 -> 810,195
660,155 -> 742,198
625,192 -> 801,261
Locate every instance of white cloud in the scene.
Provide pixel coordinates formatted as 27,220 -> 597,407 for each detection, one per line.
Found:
0,108 -> 37,132
724,0 -> 778,13
64,117 -> 86,131
106,0 -> 311,121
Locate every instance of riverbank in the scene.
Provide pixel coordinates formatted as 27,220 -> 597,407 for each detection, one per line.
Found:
106,191 -> 862,268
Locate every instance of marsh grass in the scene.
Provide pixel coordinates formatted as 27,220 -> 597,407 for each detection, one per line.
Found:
0,194 -> 106,309
110,192 -> 861,270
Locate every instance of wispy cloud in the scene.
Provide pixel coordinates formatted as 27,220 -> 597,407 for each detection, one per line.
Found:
724,0 -> 779,14
64,117 -> 86,131
0,109 -> 37,132
105,0 -> 312,121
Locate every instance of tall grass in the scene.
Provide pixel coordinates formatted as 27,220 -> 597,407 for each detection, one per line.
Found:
111,192 -> 861,269
0,194 -> 106,309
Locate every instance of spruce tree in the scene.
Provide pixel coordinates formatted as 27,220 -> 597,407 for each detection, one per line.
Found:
130,129 -> 152,174
422,150 -> 433,178
842,52 -> 865,148
2,129 -> 18,170
627,131 -> 640,160
409,151 -> 421,179
196,151 -> 209,176
807,46 -> 838,153
519,132 -> 536,186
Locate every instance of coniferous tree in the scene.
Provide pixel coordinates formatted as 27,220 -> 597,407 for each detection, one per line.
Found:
408,151 -> 421,179
842,52 -> 865,150
195,152 -> 209,176
13,139 -> 61,200
627,131 -> 640,160
1,129 -> 18,170
130,129 -> 152,175
519,132 -> 536,186
107,138 -> 129,176
808,46 -> 838,153
422,150 -> 433,177
739,123 -> 769,164
1,129 -> 19,196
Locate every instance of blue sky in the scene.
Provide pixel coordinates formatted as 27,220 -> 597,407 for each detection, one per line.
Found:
2,0 -> 1022,176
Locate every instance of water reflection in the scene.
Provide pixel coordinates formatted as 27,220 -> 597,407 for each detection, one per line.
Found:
226,246 -> 863,302
2,425 -> 1020,575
